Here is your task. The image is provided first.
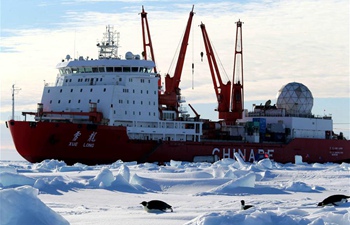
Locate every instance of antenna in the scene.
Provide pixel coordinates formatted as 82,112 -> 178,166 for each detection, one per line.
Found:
74,30 -> 76,60
11,84 -> 21,120
192,19 -> 194,90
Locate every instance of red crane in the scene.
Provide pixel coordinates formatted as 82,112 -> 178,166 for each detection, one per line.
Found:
140,6 -> 157,73
231,20 -> 244,120
159,6 -> 195,112
199,22 -> 231,118
200,20 -> 244,123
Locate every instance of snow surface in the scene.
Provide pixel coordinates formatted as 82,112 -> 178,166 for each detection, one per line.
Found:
0,157 -> 349,225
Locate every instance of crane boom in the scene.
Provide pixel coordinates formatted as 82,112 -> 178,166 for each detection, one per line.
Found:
200,20 -> 244,123
199,22 -> 231,116
140,6 -> 157,73
165,5 -> 195,93
159,6 -> 195,111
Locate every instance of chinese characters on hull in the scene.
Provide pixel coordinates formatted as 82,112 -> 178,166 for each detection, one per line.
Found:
68,131 -> 97,148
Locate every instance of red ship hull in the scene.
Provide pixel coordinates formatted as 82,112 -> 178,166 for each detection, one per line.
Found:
6,120 -> 350,165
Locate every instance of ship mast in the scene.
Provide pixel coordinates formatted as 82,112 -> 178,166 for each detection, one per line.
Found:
11,84 -> 21,120
97,25 -> 120,59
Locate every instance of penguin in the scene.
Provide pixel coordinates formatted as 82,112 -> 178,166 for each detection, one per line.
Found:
317,194 -> 350,207
140,200 -> 173,212
241,200 -> 253,210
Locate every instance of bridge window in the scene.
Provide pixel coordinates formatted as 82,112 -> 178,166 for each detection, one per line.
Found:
106,67 -> 113,72
132,67 -> 138,72
115,67 -> 122,72
140,67 -> 147,73
65,68 -> 72,74
92,67 -> 98,72
85,67 -> 93,73
123,67 -> 130,72
98,67 -> 105,72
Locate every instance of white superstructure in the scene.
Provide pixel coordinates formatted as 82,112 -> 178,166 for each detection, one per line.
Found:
40,26 -> 202,142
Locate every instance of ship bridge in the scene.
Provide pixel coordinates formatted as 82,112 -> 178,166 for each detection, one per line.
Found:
56,52 -> 156,76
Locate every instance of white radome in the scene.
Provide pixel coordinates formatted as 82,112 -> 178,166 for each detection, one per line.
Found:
276,82 -> 313,115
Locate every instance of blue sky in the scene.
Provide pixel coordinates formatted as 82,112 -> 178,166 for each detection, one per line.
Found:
0,0 -> 349,154
1,0 -> 133,32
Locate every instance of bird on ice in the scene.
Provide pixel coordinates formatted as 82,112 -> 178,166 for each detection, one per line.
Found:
140,200 -> 173,212
317,194 -> 350,207
240,200 -> 254,210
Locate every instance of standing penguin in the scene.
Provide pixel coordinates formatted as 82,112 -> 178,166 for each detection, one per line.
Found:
240,200 -> 254,210
317,194 -> 350,207
140,200 -> 173,212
